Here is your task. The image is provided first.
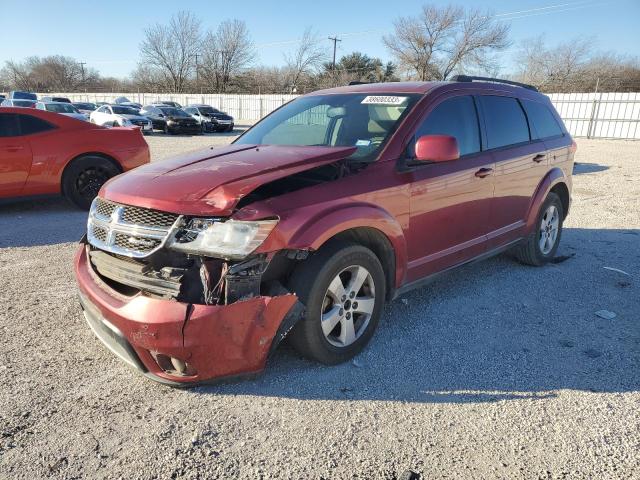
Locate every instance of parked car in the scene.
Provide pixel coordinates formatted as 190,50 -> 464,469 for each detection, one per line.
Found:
75,77 -> 575,385
95,102 -> 109,107
139,104 -> 200,134
0,94 -> 5,102
158,100 -> 182,108
8,90 -> 37,101
40,96 -> 71,103
1,99 -> 36,108
36,101 -> 89,121
184,104 -> 235,132
89,104 -> 153,134
72,102 -> 98,114
120,101 -> 142,110
0,107 -> 149,209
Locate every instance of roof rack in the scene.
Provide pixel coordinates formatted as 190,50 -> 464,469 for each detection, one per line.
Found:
450,75 -> 538,92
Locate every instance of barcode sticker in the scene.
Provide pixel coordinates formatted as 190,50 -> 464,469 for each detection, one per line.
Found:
361,96 -> 407,105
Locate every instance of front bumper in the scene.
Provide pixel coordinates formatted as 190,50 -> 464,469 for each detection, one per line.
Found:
74,244 -> 297,386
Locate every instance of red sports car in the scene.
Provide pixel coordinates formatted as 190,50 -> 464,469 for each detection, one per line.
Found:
0,107 -> 150,209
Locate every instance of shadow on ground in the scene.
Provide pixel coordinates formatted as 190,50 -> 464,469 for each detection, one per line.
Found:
197,227 -> 639,404
0,197 -> 86,247
573,162 -> 609,175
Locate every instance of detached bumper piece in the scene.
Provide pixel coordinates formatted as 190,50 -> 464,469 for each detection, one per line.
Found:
75,244 -> 299,385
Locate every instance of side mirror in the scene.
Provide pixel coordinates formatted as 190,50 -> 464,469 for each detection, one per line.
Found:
414,135 -> 460,163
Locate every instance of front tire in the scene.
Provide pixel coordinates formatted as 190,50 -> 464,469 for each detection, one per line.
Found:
514,192 -> 564,266
287,241 -> 386,364
62,156 -> 120,209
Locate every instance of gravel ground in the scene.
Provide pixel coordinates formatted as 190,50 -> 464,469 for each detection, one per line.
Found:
0,133 -> 639,479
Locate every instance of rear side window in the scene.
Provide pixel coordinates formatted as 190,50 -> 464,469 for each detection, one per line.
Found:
0,113 -> 20,137
479,96 -> 530,149
19,115 -> 56,135
522,99 -> 563,139
415,96 -> 481,156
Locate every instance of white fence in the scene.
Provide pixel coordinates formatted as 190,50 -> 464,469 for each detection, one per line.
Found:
46,92 -> 298,123
44,91 -> 640,139
548,92 -> 640,140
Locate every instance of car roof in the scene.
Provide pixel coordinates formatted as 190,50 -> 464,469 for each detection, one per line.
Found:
38,101 -> 72,105
185,104 -> 212,107
307,80 -> 547,101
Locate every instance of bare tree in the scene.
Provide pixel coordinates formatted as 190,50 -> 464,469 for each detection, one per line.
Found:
200,19 -> 255,93
383,4 -> 510,80
516,36 -> 592,91
139,11 -> 202,92
1,55 -> 99,92
283,28 -> 326,92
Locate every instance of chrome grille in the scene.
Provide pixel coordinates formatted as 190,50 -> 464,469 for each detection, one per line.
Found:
114,233 -> 161,253
87,198 -> 182,258
92,224 -> 108,243
122,207 -> 177,228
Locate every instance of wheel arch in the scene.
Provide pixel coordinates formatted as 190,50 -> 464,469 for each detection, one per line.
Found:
525,167 -> 570,231
285,204 -> 408,298
60,152 -> 123,196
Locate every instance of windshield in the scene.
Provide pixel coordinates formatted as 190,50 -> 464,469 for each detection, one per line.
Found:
199,106 -> 221,115
159,107 -> 189,117
13,91 -> 38,100
112,106 -> 139,115
46,103 -> 78,113
74,103 -> 96,110
235,93 -> 420,161
14,100 -> 34,107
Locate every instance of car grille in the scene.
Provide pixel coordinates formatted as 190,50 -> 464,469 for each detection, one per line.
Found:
87,198 -> 181,258
130,119 -> 148,126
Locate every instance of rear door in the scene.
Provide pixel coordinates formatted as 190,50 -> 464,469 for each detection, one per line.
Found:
0,113 -> 33,198
406,94 -> 495,281
477,94 -> 547,249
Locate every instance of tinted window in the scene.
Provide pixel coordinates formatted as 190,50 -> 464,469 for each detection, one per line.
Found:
415,96 -> 480,156
479,96 -> 530,149
522,99 -> 563,139
19,115 -> 56,135
11,91 -> 37,101
0,114 -> 20,137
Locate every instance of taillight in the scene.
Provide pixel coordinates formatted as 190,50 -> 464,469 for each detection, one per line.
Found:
570,140 -> 577,153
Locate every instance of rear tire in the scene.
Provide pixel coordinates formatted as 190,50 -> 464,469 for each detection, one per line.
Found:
287,241 -> 386,364
514,192 -> 564,266
62,156 -> 120,209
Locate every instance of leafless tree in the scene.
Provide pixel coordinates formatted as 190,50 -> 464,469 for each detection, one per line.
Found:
1,55 -> 99,92
515,36 -> 593,91
383,4 -> 510,80
283,28 -> 327,92
200,19 -> 255,93
139,11 -> 202,92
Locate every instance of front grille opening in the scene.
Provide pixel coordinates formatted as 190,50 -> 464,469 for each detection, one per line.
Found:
150,352 -> 194,376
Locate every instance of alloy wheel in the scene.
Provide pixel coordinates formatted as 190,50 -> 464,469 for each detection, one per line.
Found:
539,204 -> 560,254
321,265 -> 375,348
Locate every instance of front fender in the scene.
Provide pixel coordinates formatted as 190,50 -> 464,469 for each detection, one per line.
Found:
525,167 -> 568,232
282,203 -> 408,289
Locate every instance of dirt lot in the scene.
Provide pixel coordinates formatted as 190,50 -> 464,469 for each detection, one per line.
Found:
1,133 -> 639,479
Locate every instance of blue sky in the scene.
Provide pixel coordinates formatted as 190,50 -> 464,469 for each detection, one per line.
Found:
1,0 -> 638,78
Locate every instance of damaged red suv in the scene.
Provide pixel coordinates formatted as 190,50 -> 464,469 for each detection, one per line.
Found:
74,76 -> 575,385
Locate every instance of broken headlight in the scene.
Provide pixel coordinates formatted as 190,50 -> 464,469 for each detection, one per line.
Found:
168,218 -> 278,259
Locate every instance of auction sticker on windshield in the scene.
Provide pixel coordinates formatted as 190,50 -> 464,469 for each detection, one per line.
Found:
361,96 -> 408,105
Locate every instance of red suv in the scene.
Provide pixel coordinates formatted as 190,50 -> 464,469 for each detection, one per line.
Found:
74,77 -> 575,385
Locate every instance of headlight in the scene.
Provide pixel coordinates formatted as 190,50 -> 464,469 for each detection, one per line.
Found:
168,219 -> 278,259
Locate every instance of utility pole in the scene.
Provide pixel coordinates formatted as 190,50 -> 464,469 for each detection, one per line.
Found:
328,35 -> 342,71
193,53 -> 200,89
79,61 -> 87,91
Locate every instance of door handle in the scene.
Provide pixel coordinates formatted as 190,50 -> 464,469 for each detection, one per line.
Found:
533,154 -> 546,163
475,167 -> 493,178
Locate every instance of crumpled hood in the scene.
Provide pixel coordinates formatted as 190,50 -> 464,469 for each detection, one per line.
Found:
100,144 -> 357,216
